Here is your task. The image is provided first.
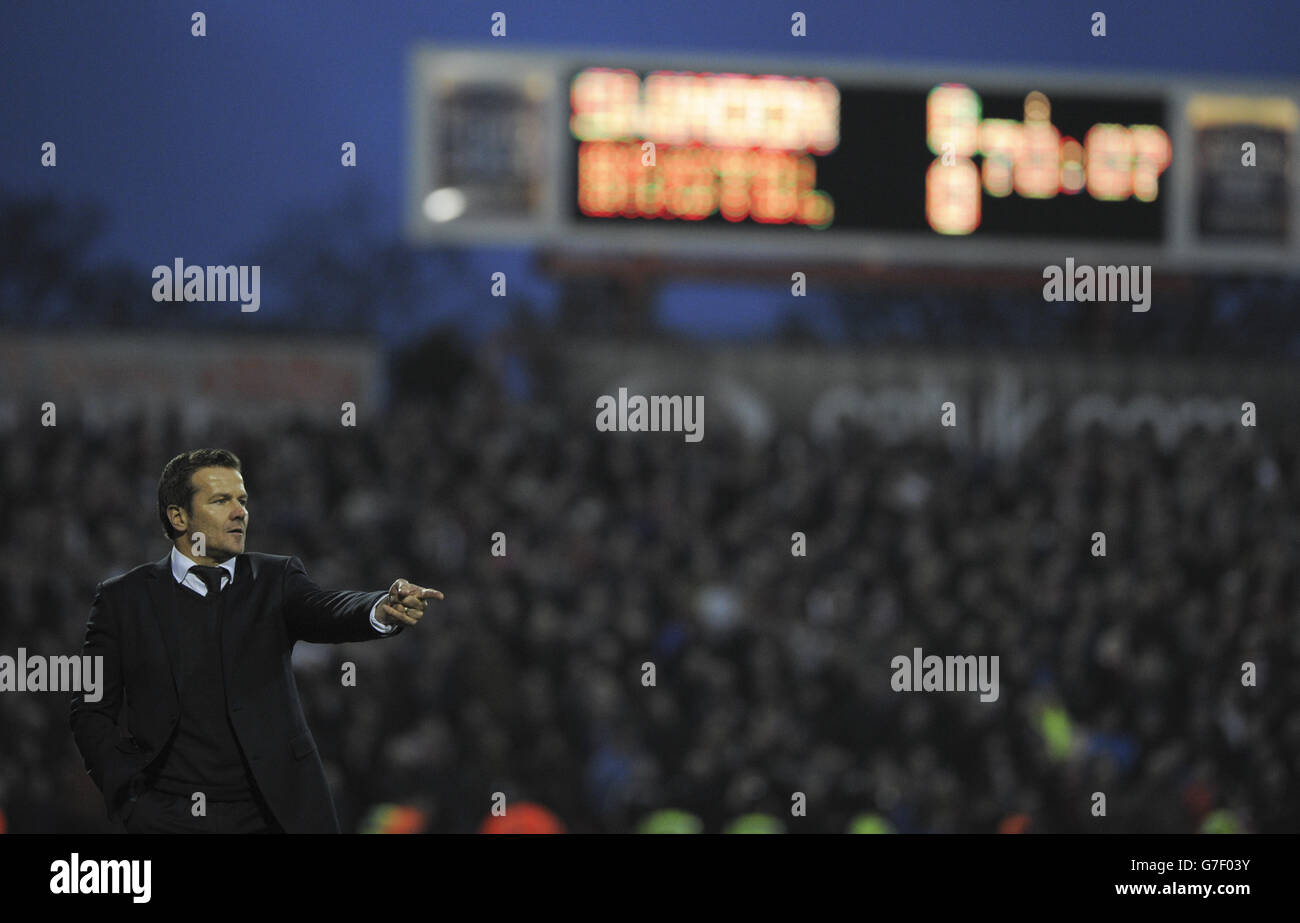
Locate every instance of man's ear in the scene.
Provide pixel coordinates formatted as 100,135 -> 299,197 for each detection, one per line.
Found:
168,505 -> 188,534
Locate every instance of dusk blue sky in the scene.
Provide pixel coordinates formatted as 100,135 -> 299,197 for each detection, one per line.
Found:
3,1 -> 1298,338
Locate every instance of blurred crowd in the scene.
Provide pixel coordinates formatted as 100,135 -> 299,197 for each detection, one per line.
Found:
0,374 -> 1296,833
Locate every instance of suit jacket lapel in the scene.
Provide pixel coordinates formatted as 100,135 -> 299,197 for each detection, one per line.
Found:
144,552 -> 181,702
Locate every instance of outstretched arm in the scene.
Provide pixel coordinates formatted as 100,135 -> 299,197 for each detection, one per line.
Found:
282,556 -> 442,644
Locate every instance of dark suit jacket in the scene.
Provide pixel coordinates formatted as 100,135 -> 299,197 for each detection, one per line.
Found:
69,551 -> 398,833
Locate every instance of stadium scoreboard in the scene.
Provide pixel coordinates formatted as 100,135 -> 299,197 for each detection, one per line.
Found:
408,45 -> 1300,272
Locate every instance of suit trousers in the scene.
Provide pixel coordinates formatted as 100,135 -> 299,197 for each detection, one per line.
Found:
122,787 -> 285,834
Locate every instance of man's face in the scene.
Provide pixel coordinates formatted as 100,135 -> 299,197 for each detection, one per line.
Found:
171,467 -> 248,563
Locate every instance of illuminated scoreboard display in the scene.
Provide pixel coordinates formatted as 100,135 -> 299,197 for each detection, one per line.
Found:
569,68 -> 1168,240
409,46 -> 1300,271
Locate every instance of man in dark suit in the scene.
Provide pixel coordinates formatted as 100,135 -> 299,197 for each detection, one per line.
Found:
70,448 -> 443,834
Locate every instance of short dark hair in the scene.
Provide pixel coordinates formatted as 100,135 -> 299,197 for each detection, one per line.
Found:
157,449 -> 242,540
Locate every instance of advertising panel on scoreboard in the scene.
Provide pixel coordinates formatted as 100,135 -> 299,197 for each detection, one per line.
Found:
408,49 -> 559,240
434,82 -> 546,221
1188,94 -> 1295,243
